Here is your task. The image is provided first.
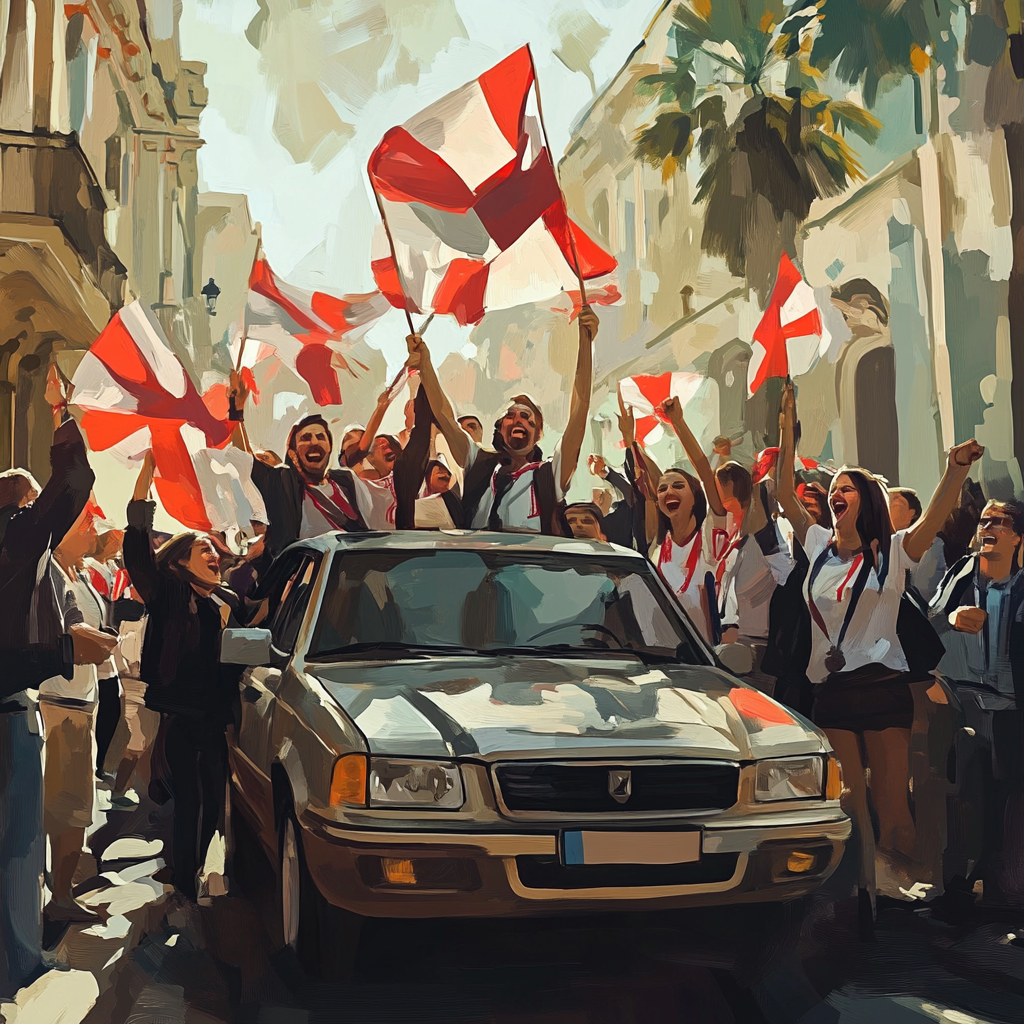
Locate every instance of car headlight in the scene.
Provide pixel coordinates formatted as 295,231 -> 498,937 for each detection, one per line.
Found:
754,756 -> 824,802
369,758 -> 465,810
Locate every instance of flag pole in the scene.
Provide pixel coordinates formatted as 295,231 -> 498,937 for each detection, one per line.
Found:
527,45 -> 587,304
370,182 -> 419,337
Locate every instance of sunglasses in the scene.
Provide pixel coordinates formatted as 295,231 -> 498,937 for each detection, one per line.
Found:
978,515 -> 1016,531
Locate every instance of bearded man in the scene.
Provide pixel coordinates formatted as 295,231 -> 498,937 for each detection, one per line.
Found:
407,307 -> 598,535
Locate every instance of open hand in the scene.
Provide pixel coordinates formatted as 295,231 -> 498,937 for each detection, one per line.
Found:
949,439 -> 983,470
578,305 -> 599,344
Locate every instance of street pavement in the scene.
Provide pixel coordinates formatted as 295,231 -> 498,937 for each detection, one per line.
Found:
4,791 -> 1023,1024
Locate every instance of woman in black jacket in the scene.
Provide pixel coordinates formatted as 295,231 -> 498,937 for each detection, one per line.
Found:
123,454 -> 241,902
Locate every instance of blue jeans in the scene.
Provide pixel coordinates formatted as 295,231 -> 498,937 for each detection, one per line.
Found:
0,709 -> 44,998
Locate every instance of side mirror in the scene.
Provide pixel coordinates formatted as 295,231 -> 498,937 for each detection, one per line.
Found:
221,627 -> 273,666
716,642 -> 753,677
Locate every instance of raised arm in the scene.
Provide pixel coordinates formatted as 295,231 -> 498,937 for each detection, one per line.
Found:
6,414 -> 95,561
123,453 -> 162,606
904,439 -> 983,562
776,383 -> 814,549
406,333 -> 470,468
342,387 -> 396,468
660,396 -> 727,518
558,307 -> 599,493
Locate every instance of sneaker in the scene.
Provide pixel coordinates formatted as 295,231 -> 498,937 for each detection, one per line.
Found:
110,791 -> 140,809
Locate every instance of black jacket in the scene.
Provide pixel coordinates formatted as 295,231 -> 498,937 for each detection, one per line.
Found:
250,458 -> 368,559
0,419 -> 94,684
124,500 -> 242,721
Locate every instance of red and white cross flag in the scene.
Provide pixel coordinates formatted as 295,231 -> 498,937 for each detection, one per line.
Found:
244,257 -> 388,406
618,371 -> 704,447
71,301 -> 263,531
368,45 -> 616,326
748,253 -> 830,396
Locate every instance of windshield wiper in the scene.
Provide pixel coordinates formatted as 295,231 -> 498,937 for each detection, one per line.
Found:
307,642 -> 481,661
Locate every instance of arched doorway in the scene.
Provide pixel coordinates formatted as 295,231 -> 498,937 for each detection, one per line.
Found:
854,345 -> 900,484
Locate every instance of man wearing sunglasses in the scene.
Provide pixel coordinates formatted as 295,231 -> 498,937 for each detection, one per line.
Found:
931,499 -> 1024,910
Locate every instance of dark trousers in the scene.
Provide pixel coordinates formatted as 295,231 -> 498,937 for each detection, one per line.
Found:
953,687 -> 1024,904
163,714 -> 228,901
95,676 -> 120,776
0,710 -> 44,997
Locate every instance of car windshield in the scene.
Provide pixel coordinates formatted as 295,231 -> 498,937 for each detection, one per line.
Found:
307,549 -> 707,664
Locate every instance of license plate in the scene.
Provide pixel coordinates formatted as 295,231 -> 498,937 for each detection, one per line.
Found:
562,830 -> 701,866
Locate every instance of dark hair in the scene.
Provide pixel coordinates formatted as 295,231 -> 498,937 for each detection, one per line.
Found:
154,532 -> 201,576
655,467 -> 708,545
715,461 -> 752,506
375,434 -> 402,456
458,415 -> 482,427
889,486 -> 922,524
491,395 -> 544,453
983,498 -> 1024,536
286,415 -> 333,469
832,466 -> 893,568
565,501 -> 605,524
0,469 -> 35,510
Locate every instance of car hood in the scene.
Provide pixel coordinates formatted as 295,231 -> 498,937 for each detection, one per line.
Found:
308,655 -> 824,762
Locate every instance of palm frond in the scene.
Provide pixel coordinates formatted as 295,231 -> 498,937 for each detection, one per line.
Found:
828,100 -> 883,144
633,111 -> 695,180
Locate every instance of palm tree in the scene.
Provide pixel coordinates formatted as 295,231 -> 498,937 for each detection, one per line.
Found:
634,1 -> 881,303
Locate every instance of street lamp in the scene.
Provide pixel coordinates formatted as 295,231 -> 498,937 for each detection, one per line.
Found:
201,277 -> 221,316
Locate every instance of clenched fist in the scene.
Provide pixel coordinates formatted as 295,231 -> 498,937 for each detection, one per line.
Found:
949,606 -> 987,634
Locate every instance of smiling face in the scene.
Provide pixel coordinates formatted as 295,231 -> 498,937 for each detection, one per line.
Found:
975,501 -> 1022,569
426,464 -> 451,494
289,424 -> 333,481
657,470 -> 696,523
499,404 -> 539,453
829,473 -> 862,531
184,537 -> 221,587
368,436 -> 397,475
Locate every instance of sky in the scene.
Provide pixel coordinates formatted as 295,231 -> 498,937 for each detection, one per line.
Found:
179,0 -> 663,368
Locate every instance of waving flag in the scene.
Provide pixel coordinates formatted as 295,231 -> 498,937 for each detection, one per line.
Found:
72,301 -> 234,530
618,371 -> 704,447
748,254 -> 829,396
245,258 -> 386,405
368,45 -> 615,326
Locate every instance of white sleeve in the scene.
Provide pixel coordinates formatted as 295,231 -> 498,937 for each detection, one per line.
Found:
550,444 -> 567,501
888,528 -> 918,592
803,523 -> 831,564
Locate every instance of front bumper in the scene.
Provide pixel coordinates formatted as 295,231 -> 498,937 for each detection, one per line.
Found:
300,811 -> 851,918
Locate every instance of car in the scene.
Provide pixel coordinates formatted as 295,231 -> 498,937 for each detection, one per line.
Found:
222,531 -> 850,972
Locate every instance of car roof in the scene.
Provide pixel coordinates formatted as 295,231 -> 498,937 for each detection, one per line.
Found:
285,530 -> 648,561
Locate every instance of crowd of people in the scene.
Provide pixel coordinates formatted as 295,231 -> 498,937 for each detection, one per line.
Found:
2,304 -> 1023,995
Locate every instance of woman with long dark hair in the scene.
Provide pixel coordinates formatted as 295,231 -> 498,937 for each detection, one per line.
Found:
777,383 -> 982,919
123,454 -> 241,902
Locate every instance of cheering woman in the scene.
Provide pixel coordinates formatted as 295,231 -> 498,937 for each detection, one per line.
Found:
776,382 -> 982,918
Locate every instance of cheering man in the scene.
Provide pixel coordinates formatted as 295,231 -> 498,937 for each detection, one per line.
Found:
406,307 -> 599,535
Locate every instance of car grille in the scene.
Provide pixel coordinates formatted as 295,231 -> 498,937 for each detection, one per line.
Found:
494,761 -> 740,814
514,853 -> 740,890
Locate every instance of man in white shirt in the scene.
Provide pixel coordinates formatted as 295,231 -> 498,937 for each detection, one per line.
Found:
407,307 -> 599,534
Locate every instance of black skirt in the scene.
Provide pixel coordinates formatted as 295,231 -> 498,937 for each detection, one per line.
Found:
811,664 -> 916,732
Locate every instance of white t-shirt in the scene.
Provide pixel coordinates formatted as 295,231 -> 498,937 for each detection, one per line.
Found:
465,440 -> 567,532
39,564 -> 99,705
802,524 -> 917,684
652,512 -> 729,642
720,529 -> 794,640
298,471 -> 396,538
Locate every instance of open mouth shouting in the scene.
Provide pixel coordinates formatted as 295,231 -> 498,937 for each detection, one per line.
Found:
830,495 -> 849,523
978,531 -> 998,551
303,446 -> 327,465
663,496 -> 682,514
